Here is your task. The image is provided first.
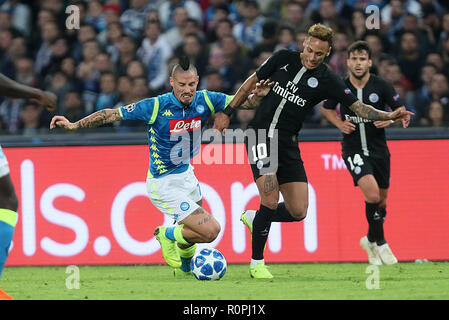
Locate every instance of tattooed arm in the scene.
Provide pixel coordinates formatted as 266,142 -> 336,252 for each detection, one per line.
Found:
235,79 -> 275,110
349,100 -> 414,125
50,109 -> 122,131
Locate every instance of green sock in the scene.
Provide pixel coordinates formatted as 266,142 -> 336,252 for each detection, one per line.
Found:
174,225 -> 189,245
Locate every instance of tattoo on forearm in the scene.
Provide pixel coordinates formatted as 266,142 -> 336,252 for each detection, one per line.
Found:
349,101 -> 389,121
263,174 -> 277,193
76,109 -> 120,129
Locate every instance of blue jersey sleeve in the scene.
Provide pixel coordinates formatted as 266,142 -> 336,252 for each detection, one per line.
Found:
204,90 -> 234,113
119,98 -> 157,123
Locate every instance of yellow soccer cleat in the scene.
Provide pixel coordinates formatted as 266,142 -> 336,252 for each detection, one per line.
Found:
154,226 -> 181,268
250,262 -> 273,279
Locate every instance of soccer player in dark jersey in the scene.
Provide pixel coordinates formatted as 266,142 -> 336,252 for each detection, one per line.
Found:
321,41 -> 408,265
0,73 -> 56,299
213,24 -> 413,278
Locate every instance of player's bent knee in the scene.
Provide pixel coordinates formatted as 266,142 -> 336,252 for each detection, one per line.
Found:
203,223 -> 220,243
290,208 -> 307,221
365,193 -> 380,204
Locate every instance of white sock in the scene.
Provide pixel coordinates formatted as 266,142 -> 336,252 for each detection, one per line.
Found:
250,259 -> 264,267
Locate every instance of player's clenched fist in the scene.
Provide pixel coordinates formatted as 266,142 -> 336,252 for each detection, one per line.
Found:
50,115 -> 77,131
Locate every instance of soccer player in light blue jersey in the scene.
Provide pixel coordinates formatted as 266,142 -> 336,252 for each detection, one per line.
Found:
50,57 -> 273,276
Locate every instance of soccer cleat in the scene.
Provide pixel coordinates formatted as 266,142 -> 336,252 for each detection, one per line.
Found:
360,236 -> 382,265
241,210 -> 267,250
154,226 -> 181,268
378,243 -> 398,265
240,210 -> 256,236
0,287 -> 13,300
173,268 -> 193,278
250,262 -> 273,279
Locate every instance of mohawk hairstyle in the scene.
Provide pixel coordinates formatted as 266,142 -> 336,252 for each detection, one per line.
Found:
171,55 -> 197,77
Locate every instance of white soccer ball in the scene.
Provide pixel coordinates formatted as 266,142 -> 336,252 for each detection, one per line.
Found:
190,248 -> 227,280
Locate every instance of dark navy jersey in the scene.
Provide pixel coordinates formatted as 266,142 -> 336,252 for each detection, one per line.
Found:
323,74 -> 404,157
250,49 -> 358,137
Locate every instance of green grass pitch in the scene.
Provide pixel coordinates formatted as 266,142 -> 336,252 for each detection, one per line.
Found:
2,262 -> 449,300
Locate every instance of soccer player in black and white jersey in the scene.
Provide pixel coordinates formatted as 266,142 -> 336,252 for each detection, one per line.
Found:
213,24 -> 413,278
321,41 -> 409,265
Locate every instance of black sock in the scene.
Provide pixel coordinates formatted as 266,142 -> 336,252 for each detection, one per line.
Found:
270,202 -> 298,222
379,207 -> 387,223
365,202 -> 386,246
252,204 -> 274,260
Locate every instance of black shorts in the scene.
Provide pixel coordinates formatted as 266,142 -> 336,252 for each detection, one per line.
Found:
244,130 -> 307,185
342,151 -> 390,189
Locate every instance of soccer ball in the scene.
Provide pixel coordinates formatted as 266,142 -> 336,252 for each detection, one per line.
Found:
190,248 -> 227,280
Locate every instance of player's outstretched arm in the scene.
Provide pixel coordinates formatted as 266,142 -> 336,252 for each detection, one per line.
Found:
321,107 -> 355,134
0,73 -> 57,112
50,109 -> 122,131
213,72 -> 259,134
349,101 -> 414,127
236,79 -> 275,110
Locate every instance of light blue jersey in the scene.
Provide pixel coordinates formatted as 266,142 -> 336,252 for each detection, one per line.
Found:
119,90 -> 233,178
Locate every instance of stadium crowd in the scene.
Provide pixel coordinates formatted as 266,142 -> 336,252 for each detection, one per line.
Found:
0,0 -> 448,135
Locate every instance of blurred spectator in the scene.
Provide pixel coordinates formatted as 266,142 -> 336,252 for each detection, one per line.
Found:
158,0 -> 203,31
397,31 -> 426,89
328,31 -> 349,78
116,35 -> 138,76
60,56 -> 82,92
350,9 -> 367,41
97,3 -> 121,46
115,75 -> 134,107
96,72 -> 118,111
424,100 -> 447,127
34,20 -> 61,77
202,67 -> 226,92
415,72 -> 449,121
207,45 -> 238,93
14,57 -> 39,87
220,35 -> 252,85
394,13 -> 433,55
41,37 -> 70,77
0,97 -> 24,133
382,0 -> 408,45
18,101 -> 45,136
72,24 -> 98,63
282,1 -> 312,33
0,30 -> 18,78
132,75 -> 151,101
62,90 -> 85,124
250,19 -> 277,59
176,33 -> 209,79
0,0 -> 31,37
235,109 -> 255,130
274,24 -> 297,52
86,0 -> 107,33
311,0 -> 351,35
104,22 -> 124,64
95,52 -> 116,75
126,59 -> 145,79
363,33 -> 387,69
437,12 -> 449,50
77,39 -> 102,113
120,0 -> 149,40
385,61 -> 414,92
425,51 -> 446,74
233,0 -> 265,51
137,19 -> 172,94
296,30 -> 307,52
46,70 -> 72,113
209,18 -> 233,45
204,0 -> 239,32
415,63 -> 438,102
163,6 -> 189,50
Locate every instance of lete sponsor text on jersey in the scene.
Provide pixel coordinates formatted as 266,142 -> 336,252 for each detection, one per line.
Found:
170,116 -> 202,134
